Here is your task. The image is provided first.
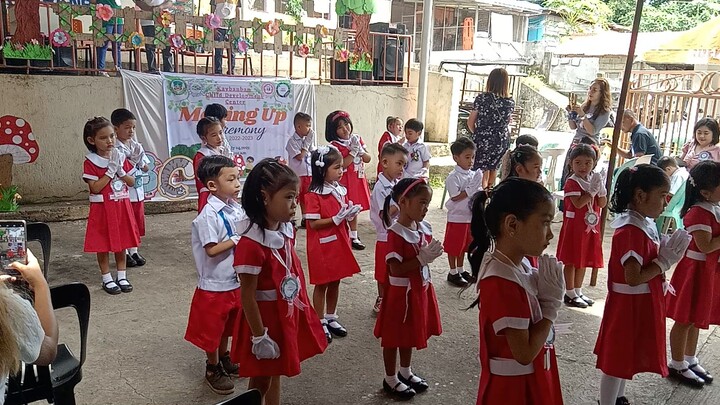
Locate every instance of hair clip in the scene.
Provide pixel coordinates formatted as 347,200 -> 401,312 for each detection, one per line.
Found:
629,166 -> 638,173
315,145 -> 331,168
689,175 -> 696,187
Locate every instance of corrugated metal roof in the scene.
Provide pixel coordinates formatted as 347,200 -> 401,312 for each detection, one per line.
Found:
552,31 -> 681,57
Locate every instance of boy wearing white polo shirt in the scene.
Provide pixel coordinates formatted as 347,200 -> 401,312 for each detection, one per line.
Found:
185,155 -> 245,396
286,112 -> 316,228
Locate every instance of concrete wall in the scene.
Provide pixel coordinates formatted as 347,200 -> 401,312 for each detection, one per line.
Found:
408,68 -> 459,143
0,75 -> 416,203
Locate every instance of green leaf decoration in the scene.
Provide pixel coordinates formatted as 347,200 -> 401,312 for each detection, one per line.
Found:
335,1 -> 348,15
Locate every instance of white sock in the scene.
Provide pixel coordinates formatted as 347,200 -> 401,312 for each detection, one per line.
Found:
458,265 -> 465,274
685,356 -> 707,373
350,230 -> 358,239
324,313 -> 338,321
102,273 -> 117,288
117,270 -> 127,281
566,289 -> 577,298
617,379 -> 626,398
575,287 -> 583,297
669,359 -> 687,370
384,374 -> 408,390
128,247 -> 138,254
449,267 -> 459,275
399,366 -> 422,383
599,373 -> 624,405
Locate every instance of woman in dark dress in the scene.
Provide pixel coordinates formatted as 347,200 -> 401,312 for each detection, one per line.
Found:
468,68 -> 515,188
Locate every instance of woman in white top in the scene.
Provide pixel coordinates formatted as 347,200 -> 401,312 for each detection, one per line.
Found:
0,250 -> 59,404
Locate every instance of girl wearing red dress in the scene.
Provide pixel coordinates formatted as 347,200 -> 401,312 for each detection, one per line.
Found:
557,144 -> 606,308
594,165 -> 691,405
232,158 -> 327,405
467,178 -> 564,405
376,116 -> 404,177
373,178 -> 442,400
82,117 -> 140,295
325,110 -> 371,250
304,146 -> 361,343
667,161 -> 720,387
194,117 -> 233,213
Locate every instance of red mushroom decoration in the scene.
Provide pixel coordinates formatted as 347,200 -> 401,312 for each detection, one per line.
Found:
0,116 -> 40,189
233,154 -> 246,174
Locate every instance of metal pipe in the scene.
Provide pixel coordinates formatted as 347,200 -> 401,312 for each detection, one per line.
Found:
416,0 -> 434,122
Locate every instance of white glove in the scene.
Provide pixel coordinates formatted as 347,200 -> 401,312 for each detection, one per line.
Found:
537,254 -> 565,322
654,230 -> 692,272
345,202 -> 362,222
464,170 -> 483,196
419,167 -> 430,179
115,151 -> 127,178
588,171 -> 605,197
332,205 -> 351,225
106,149 -> 119,178
417,239 -> 443,266
251,327 -> 280,360
349,135 -> 362,155
130,141 -> 144,166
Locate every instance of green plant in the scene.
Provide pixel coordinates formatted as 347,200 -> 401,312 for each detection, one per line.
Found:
335,0 -> 375,15
2,41 -> 53,60
349,51 -> 372,71
285,0 -> 305,22
170,144 -> 201,160
0,185 -> 20,212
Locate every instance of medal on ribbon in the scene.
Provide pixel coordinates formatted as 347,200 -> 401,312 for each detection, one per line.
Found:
280,275 -> 300,301
584,207 -> 599,234
110,178 -> 129,201
699,151 -> 711,161
271,240 -> 306,317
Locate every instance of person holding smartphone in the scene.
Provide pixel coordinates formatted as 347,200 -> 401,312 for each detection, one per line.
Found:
0,250 -> 59,404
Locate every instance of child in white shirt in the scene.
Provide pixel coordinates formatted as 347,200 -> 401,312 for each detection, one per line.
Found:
402,119 -> 431,179
658,156 -> 690,197
285,112 -> 316,227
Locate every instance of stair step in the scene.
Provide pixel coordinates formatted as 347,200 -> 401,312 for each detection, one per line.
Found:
426,142 -> 450,158
429,155 -> 455,178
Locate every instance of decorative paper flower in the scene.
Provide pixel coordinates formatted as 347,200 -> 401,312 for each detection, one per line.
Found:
265,19 -> 281,36
129,32 -> 145,49
297,43 -> 310,58
236,37 -> 250,54
95,4 -> 114,22
13,43 -> 24,52
335,48 -> 349,62
319,25 -> 329,38
169,34 -> 185,50
205,13 -> 222,30
50,28 -> 70,47
158,10 -> 172,28
29,39 -> 39,46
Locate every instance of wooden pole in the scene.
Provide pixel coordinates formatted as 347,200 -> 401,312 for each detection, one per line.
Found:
593,0 -> 645,287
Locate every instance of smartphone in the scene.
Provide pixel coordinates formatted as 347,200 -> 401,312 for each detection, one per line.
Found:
0,220 -> 28,273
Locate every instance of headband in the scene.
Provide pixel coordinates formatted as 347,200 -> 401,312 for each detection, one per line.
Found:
332,111 -> 350,122
399,178 -> 427,200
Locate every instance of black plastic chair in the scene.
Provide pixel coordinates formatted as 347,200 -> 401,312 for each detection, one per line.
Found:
27,222 -> 51,278
215,389 -> 262,405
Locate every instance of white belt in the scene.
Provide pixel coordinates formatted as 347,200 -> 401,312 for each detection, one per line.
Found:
565,211 -> 575,218
489,358 -> 534,376
388,276 -> 410,287
89,194 -> 104,202
685,250 -> 720,262
611,282 -> 650,295
256,289 -> 277,301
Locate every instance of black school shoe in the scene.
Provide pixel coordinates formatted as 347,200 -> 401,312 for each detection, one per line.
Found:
460,271 -> 477,284
564,294 -> 588,308
102,280 -> 121,295
578,294 -> 594,306
117,278 -> 133,293
668,367 -> 705,387
131,253 -> 146,266
351,238 -> 366,250
447,273 -> 469,287
616,397 -> 630,405
125,254 -> 137,268
383,380 -> 416,400
397,372 -> 429,393
689,363 -> 714,383
321,320 -> 333,343
326,318 -> 348,337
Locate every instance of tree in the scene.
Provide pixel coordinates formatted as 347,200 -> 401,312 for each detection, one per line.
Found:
13,0 -> 42,44
602,0 -> 720,31
543,0 -> 612,33
336,0 -> 375,54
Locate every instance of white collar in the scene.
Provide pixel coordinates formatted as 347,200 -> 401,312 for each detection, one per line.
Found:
569,173 -> 592,192
610,210 -> 660,243
695,201 -> 720,223
206,194 -> 244,217
388,221 -> 432,244
334,138 -> 351,147
376,173 -> 397,189
404,140 -> 422,147
199,146 -> 221,156
239,219 -> 294,249
116,139 -> 132,150
314,182 -> 347,196
477,251 -> 537,295
453,165 -> 470,175
86,152 -> 109,168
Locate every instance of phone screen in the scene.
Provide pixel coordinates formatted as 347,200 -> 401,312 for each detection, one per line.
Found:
0,221 -> 27,271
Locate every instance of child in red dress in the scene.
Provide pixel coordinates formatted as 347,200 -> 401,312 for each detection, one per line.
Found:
194,117 -> 232,213
285,112 -> 315,228
444,137 -> 482,287
304,146 -> 361,342
325,110 -> 371,250
666,161 -> 720,387
111,108 -> 149,268
374,178 -> 443,399
232,158 -> 327,405
82,117 -> 140,295
376,116 -> 404,178
557,144 -> 607,308
186,155 -> 244,395
594,164 -> 691,405
370,143 -> 408,313
467,178 -> 564,405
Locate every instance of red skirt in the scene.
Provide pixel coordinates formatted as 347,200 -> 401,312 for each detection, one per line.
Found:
375,241 -> 390,283
667,255 -> 719,329
197,190 -> 209,214
443,222 -> 471,256
338,170 -> 371,211
298,176 -> 312,206
184,288 -> 241,353
131,201 -> 145,238
84,199 -> 140,253
557,217 -> 603,268
232,294 -> 327,377
594,284 -> 668,379
374,283 -> 442,349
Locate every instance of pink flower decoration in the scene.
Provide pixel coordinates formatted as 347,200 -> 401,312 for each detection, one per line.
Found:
335,48 -> 349,62
205,13 -> 222,30
169,34 -> 185,50
297,43 -> 310,58
50,28 -> 71,47
265,20 -> 281,36
95,4 -> 114,22
236,38 -> 249,54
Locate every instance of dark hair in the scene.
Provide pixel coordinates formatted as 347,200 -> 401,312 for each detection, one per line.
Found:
110,108 -> 136,126
508,145 -> 542,178
204,103 -> 228,120
197,155 -> 235,186
450,137 -> 476,156
197,117 -> 222,139
83,117 -> 113,152
325,110 -> 353,142
579,136 -> 596,146
486,68 -> 509,98
309,147 -> 342,192
467,178 -> 553,306
515,134 -> 539,148
294,112 -> 312,126
386,116 -> 402,130
380,142 -> 408,158
681,161 -> 720,217
241,158 -> 299,232
382,178 -> 432,227
404,118 -> 424,133
567,143 -> 598,173
693,117 -> 720,145
609,164 -> 669,214
657,156 -> 678,170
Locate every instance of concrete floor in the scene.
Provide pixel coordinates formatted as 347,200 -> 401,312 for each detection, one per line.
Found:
40,188 -> 720,405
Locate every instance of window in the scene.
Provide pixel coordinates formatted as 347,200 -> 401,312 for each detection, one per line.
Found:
251,0 -> 266,12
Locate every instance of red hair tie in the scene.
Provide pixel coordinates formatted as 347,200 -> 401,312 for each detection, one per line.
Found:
399,178 -> 427,200
332,111 -> 350,122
